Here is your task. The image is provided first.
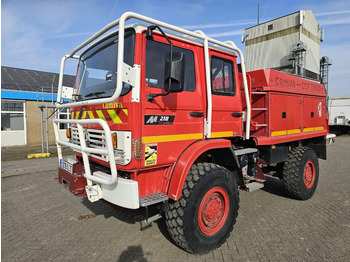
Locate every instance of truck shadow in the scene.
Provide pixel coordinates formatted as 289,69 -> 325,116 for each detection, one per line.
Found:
81,197 -> 179,247
261,176 -> 289,199
117,245 -> 148,262
329,127 -> 350,136
81,197 -> 146,224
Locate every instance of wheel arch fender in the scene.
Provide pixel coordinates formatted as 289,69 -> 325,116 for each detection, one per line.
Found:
167,139 -> 232,201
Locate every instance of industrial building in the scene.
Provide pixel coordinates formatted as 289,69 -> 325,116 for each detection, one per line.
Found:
244,10 -> 323,80
1,66 -> 74,147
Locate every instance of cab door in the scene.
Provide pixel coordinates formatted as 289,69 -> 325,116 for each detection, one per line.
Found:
210,51 -> 243,138
141,34 -> 205,168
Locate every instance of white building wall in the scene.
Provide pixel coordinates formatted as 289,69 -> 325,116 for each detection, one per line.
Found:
246,33 -> 298,71
300,9 -> 321,74
1,100 -> 27,147
245,10 -> 321,76
1,131 -> 27,146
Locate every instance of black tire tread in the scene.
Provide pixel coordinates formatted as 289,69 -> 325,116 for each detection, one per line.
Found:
165,162 -> 239,254
282,147 -> 318,200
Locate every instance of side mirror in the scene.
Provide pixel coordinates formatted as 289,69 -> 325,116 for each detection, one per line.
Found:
105,71 -> 113,81
164,52 -> 185,93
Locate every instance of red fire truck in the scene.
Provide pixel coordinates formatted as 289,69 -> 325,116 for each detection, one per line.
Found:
53,12 -> 333,254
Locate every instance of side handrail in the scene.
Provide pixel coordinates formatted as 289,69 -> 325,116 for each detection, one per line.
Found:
53,118 -> 117,185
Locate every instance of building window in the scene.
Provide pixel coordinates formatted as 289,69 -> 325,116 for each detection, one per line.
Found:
268,24 -> 273,31
1,100 -> 25,131
211,56 -> 235,96
58,108 -> 70,130
145,40 -> 196,92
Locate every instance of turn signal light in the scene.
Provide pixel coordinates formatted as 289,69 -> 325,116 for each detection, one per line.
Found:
133,139 -> 143,159
66,128 -> 71,139
111,133 -> 117,149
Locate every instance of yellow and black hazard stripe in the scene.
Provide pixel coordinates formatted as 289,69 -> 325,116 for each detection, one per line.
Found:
71,109 -> 128,124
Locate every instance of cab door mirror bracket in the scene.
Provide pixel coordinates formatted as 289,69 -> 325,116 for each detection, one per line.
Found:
146,25 -> 184,102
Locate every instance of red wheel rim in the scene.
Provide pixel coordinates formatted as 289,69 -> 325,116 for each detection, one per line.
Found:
198,187 -> 229,235
303,160 -> 315,189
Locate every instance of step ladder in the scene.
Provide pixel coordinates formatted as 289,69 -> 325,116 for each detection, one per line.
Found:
139,192 -> 169,207
250,92 -> 268,134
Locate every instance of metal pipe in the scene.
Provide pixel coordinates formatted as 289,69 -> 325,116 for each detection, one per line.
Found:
40,108 -> 44,153
57,55 -> 79,104
55,11 -> 251,139
56,12 -> 250,108
52,118 -> 118,185
69,18 -> 121,57
235,49 -> 251,140
203,38 -> 212,138
45,106 -> 49,153
53,121 -> 62,162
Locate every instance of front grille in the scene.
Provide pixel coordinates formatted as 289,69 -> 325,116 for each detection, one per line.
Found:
70,127 -> 126,164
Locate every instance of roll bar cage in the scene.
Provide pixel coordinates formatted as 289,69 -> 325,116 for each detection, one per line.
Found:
56,11 -> 251,139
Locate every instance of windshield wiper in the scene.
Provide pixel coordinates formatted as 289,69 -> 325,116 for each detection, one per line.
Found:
71,94 -> 83,101
84,91 -> 106,98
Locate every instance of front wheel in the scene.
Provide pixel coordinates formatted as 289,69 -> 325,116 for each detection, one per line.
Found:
165,163 -> 239,254
282,147 -> 319,200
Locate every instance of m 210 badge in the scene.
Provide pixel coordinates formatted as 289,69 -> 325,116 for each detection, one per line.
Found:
145,115 -> 175,125
145,144 -> 157,166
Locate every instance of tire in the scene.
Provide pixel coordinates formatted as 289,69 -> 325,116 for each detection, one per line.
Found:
165,163 -> 239,254
282,147 -> 319,200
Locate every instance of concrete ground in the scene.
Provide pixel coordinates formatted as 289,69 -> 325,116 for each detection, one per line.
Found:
1,135 -> 350,261
1,145 -> 72,162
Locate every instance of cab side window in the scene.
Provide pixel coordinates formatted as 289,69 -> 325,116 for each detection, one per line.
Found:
211,56 -> 235,96
146,40 -> 196,92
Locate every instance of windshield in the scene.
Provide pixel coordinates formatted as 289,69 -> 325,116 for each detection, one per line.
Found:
74,29 -> 135,101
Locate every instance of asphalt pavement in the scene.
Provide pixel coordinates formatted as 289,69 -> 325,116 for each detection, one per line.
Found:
1,135 -> 350,261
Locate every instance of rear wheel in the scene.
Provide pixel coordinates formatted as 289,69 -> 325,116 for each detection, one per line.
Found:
165,163 -> 239,254
282,147 -> 319,200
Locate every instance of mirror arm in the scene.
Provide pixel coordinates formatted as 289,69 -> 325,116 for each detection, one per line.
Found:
146,25 -> 173,102
147,89 -> 170,102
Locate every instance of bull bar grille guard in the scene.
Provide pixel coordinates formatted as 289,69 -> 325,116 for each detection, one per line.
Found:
53,118 -> 117,186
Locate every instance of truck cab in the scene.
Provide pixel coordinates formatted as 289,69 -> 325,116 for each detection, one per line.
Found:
54,20 -> 247,208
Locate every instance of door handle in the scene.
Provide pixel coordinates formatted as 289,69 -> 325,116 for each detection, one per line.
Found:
190,112 -> 205,117
231,113 -> 243,117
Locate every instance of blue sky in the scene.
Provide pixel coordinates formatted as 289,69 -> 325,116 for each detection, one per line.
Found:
2,0 -> 350,97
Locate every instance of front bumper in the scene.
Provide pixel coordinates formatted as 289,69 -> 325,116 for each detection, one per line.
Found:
54,118 -> 139,209
58,164 -> 140,209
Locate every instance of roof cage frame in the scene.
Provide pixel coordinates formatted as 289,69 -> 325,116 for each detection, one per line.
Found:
56,11 -> 251,139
